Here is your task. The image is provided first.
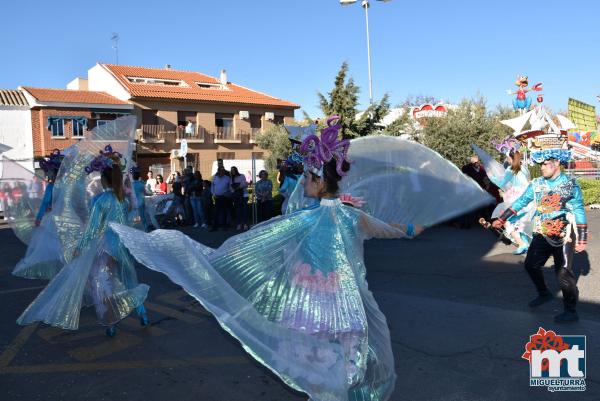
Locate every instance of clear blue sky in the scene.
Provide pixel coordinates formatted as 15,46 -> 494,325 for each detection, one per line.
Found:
1,0 -> 599,118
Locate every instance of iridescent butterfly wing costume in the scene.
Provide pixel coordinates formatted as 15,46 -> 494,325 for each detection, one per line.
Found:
17,116 -> 148,330
110,117 -> 492,401
472,142 -> 534,246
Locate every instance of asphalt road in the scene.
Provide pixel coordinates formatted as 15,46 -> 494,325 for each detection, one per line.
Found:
1,212 -> 599,401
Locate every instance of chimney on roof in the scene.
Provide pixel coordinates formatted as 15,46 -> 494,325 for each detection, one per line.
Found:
220,69 -> 228,85
165,64 -> 172,70
67,77 -> 88,91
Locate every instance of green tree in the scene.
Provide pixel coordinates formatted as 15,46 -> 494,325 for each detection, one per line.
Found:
254,125 -> 291,171
317,62 -> 389,138
381,109 -> 413,137
420,96 -> 516,167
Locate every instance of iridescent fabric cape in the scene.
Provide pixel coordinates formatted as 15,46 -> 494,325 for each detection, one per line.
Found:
6,116 -> 140,279
471,144 -> 534,243
110,136 -> 492,401
18,190 -> 148,329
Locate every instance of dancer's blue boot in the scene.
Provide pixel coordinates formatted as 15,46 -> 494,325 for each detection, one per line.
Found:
137,304 -> 149,326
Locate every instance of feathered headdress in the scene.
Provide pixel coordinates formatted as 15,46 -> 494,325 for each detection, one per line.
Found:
299,116 -> 351,177
530,149 -> 572,165
85,144 -> 126,175
39,150 -> 64,173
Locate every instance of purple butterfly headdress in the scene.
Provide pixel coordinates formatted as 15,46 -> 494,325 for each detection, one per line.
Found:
492,136 -> 521,156
299,116 -> 351,177
39,150 -> 64,173
85,144 -> 126,175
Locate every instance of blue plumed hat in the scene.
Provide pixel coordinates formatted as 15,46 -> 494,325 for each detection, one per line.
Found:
530,149 -> 572,165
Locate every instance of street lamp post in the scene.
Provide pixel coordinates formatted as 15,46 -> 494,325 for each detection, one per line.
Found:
340,0 -> 392,105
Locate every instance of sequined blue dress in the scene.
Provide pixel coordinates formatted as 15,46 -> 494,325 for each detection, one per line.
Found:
17,189 -> 148,329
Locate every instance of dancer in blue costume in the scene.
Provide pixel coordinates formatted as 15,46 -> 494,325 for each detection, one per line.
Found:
34,150 -> 62,226
472,139 -> 534,255
278,154 -> 303,214
5,150 -> 66,279
18,144 -> 149,337
130,166 -> 152,232
110,116 -> 492,401
493,149 -> 587,323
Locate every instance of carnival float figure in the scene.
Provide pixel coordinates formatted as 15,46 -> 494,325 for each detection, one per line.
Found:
472,138 -> 534,254
109,116 -> 492,401
509,75 -> 543,114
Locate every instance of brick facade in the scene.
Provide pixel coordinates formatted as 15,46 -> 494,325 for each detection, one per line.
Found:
31,108 -> 118,157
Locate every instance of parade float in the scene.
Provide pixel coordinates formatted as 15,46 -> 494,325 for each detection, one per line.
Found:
502,77 -> 600,171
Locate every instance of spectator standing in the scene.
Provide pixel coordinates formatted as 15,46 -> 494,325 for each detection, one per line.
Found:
182,167 -> 194,225
167,172 -> 178,192
145,171 -> 157,193
202,180 -> 214,227
187,171 -> 206,228
155,175 -> 167,195
462,155 -> 501,203
255,170 -> 273,223
171,177 -> 185,225
185,120 -> 195,138
460,155 -> 500,227
230,166 -> 249,230
210,166 -> 231,231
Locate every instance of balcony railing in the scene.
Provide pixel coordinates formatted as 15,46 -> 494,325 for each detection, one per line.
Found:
250,127 -> 261,143
215,126 -> 241,142
176,126 -> 206,142
140,124 -> 165,142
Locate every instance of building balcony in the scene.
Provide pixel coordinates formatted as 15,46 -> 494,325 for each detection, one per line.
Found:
137,124 -> 166,143
249,127 -> 261,143
176,126 -> 206,143
215,127 -> 241,143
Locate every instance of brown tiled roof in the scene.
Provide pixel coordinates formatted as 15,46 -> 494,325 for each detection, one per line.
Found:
0,89 -> 28,106
22,87 -> 129,105
102,64 -> 299,108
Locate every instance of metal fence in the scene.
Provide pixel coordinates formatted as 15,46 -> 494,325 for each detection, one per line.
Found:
565,158 -> 600,180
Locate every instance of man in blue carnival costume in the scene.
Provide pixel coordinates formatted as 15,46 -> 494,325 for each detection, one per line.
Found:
493,148 -> 587,323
